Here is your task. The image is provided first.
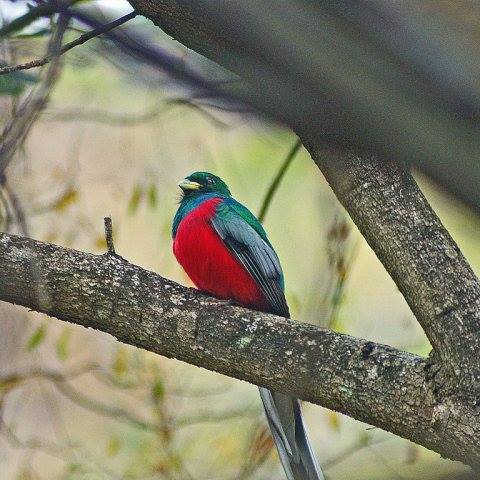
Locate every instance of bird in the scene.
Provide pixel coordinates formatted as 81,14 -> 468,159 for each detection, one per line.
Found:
172,171 -> 324,480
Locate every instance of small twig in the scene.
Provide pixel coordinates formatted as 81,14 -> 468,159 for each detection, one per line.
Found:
45,103 -> 166,125
173,406 -> 261,428
103,216 -> 115,255
0,0 -> 78,39
0,175 -> 13,232
0,11 -> 138,76
52,381 -> 156,433
323,435 -> 389,470
43,96 -> 230,128
0,363 -> 100,389
165,98 -> 230,129
258,138 -> 302,223
326,234 -> 361,328
0,417 -> 75,461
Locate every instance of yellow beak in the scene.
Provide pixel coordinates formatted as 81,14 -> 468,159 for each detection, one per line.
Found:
178,179 -> 201,191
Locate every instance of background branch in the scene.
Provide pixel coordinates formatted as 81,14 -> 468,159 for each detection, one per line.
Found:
0,13 -> 69,175
257,138 -> 302,223
127,0 -> 480,212
0,11 -> 137,76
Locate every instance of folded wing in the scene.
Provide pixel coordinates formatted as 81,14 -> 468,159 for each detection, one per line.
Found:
210,198 -> 289,317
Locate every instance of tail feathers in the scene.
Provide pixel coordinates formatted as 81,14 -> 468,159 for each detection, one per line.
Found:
258,387 -> 325,480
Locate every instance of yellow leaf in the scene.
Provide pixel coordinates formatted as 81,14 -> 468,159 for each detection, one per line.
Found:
128,185 -> 143,215
327,410 -> 341,431
94,236 -> 107,250
112,347 -> 129,377
106,436 -> 121,457
54,188 -> 78,212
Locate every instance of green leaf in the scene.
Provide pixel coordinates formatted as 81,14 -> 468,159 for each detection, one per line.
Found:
358,431 -> 372,446
147,183 -> 157,208
106,436 -> 121,457
68,462 -> 83,473
152,379 -> 165,401
56,328 -> 71,361
27,324 -> 47,351
127,185 -> 143,216
0,70 -> 38,97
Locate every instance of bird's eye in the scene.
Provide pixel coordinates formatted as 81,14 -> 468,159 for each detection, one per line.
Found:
206,177 -> 214,185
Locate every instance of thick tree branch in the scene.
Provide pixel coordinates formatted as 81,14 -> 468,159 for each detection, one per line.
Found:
301,148 -> 480,399
0,232 -> 480,466
127,0 -> 480,211
126,0 -> 480,396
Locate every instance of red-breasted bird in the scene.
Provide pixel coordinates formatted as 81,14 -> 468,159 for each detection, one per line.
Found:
172,172 -> 324,480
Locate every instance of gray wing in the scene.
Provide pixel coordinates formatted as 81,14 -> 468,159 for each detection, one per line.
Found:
211,202 -> 289,317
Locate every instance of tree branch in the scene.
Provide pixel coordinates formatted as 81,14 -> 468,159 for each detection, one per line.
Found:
301,149 -> 480,393
0,232 -> 480,466
0,11 -> 137,76
126,0 -> 480,212
0,0 -> 79,38
103,216 -> 116,255
126,0 -> 480,397
0,13 -> 69,175
257,138 -> 302,223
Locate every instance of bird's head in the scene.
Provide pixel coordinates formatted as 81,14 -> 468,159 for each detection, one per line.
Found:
178,172 -> 231,198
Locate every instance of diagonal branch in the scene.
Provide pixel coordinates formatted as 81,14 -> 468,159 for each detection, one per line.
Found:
257,138 -> 302,223
125,0 -> 480,398
301,148 -> 480,398
0,11 -> 138,76
0,232 -> 479,466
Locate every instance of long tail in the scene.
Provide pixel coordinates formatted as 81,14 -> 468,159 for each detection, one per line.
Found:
258,387 -> 325,480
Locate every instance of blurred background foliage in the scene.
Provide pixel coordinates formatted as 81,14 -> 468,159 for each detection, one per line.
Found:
0,1 -> 479,479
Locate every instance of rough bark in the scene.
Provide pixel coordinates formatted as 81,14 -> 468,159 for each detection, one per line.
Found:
1,231 -> 480,467
301,149 -> 480,400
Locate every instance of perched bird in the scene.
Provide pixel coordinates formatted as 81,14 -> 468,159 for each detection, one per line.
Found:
172,171 -> 324,480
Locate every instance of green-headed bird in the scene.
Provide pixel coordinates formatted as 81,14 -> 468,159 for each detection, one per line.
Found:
172,172 -> 324,480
